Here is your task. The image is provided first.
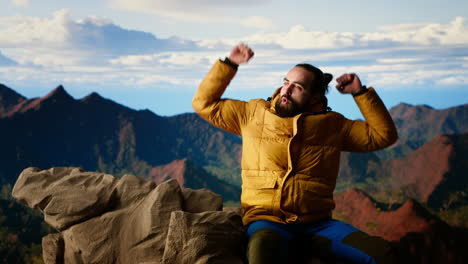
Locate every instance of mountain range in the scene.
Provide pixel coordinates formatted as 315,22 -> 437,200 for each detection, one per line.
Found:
1,82 -> 467,208
0,83 -> 241,201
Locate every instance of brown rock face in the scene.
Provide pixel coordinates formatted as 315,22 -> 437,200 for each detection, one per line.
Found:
334,188 -> 468,263
381,133 -> 468,208
385,135 -> 453,204
12,167 -> 118,231
339,133 -> 468,210
334,188 -> 434,242
12,167 -> 244,264
162,211 -> 244,264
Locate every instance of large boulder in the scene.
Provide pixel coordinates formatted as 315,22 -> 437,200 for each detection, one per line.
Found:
12,167 -> 244,264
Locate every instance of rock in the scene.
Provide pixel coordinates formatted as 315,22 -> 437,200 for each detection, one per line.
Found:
42,233 -> 64,264
12,167 -> 245,264
182,188 -> 223,213
12,167 -> 118,231
162,211 -> 244,264
114,174 -> 157,209
123,178 -> 184,263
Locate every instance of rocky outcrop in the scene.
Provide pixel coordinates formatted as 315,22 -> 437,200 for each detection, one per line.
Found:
12,167 -> 245,264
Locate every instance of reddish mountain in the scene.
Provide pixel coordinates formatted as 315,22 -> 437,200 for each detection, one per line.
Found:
0,84 -> 26,117
334,188 -> 468,263
346,133 -> 468,210
337,103 -> 467,192
382,133 -> 468,208
382,103 -> 468,158
6,85 -> 75,116
334,188 -> 436,241
145,158 -> 240,201
338,130 -> 468,211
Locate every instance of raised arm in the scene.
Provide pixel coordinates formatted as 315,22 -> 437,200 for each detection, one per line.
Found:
336,73 -> 398,152
192,44 -> 254,135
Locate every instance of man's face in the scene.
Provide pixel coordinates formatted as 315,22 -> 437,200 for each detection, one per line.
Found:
275,66 -> 318,117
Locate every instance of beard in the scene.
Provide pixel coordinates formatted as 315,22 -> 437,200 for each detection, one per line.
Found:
275,95 -> 309,118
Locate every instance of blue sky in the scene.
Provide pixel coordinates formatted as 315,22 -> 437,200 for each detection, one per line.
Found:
0,0 -> 467,119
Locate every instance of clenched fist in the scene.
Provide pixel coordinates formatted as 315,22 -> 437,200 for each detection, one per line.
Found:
335,73 -> 364,95
229,43 -> 254,65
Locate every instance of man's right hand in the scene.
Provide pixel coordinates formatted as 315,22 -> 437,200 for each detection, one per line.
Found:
229,44 -> 254,65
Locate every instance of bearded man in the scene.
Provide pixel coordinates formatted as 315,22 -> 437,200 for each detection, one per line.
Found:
192,44 -> 399,264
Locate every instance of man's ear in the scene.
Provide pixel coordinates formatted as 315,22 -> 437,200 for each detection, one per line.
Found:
309,94 -> 321,105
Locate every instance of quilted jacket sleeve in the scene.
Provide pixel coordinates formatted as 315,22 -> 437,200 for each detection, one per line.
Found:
341,88 -> 398,152
192,60 -> 248,135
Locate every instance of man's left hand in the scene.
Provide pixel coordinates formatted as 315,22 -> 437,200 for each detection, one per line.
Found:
335,73 -> 364,94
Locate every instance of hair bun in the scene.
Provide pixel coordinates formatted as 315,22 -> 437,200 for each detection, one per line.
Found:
323,73 -> 333,86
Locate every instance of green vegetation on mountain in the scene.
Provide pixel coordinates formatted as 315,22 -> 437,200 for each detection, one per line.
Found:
0,191 -> 55,264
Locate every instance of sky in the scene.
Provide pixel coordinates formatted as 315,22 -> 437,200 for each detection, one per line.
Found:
0,0 -> 467,119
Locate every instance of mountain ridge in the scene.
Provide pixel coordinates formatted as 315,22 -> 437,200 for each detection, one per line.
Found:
0,83 -> 26,117
1,83 -> 467,206
383,101 -> 468,158
0,84 -> 242,200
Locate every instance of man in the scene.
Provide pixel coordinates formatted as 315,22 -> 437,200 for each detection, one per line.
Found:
192,44 -> 398,264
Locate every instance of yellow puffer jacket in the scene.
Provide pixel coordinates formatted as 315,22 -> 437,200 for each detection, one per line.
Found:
192,60 -> 398,226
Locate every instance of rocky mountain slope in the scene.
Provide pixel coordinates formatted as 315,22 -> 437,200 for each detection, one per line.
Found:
0,84 -> 26,117
0,84 -> 241,200
334,188 -> 468,263
381,102 -> 468,158
145,158 -> 240,201
339,133 -> 468,212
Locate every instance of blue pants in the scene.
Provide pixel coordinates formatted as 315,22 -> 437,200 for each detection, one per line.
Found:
246,219 -> 397,264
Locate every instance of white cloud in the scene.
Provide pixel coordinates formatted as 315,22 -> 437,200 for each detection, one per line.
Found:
376,58 -> 423,64
360,67 -> 468,89
0,9 -> 198,54
111,0 -> 273,29
110,54 -> 157,66
112,0 -> 269,21
368,17 -> 468,45
1,10 -> 467,94
199,17 -> 468,50
240,16 -> 275,29
110,52 -> 218,67
0,10 -> 71,48
112,0 -> 223,22
233,25 -> 358,49
12,0 -> 29,7
437,76 -> 468,85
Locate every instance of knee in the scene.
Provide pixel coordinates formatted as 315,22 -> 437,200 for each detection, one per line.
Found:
247,229 -> 285,264
248,228 -> 283,251
342,232 -> 399,264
